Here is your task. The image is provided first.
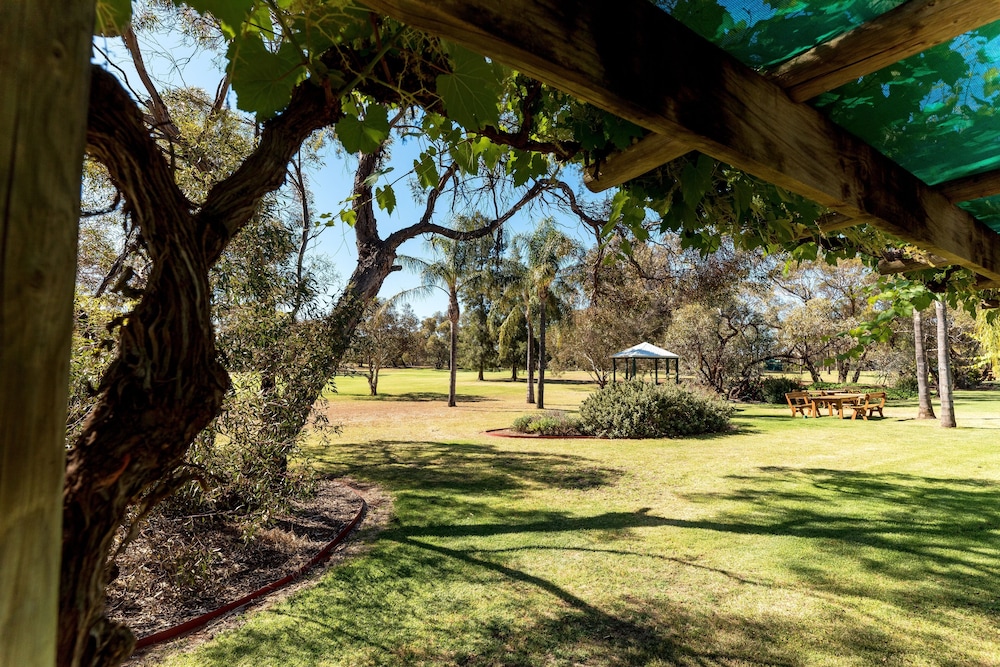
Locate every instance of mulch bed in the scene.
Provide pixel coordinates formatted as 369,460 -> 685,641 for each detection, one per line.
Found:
107,478 -> 372,660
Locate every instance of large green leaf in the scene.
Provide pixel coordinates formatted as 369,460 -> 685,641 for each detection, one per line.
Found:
375,185 -> 396,215
95,0 -> 132,37
226,34 -> 307,119
414,153 -> 440,189
436,43 -> 503,130
335,103 -> 390,154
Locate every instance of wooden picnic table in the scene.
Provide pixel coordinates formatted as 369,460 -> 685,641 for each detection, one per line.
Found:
809,393 -> 864,419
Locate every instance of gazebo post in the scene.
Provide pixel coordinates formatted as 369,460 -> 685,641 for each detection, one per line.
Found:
612,359 -> 616,384
655,359 -> 659,384
675,358 -> 680,383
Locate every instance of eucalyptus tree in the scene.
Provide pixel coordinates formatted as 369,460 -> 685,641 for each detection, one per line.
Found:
348,300 -> 416,395
13,1 -> 980,664
57,5 -> 584,662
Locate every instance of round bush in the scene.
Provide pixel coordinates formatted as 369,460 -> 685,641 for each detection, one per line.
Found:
760,377 -> 803,404
578,381 -> 735,439
511,411 -> 582,436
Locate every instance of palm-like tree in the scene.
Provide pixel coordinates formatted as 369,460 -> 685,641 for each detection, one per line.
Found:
399,217 -> 496,406
507,219 -> 580,409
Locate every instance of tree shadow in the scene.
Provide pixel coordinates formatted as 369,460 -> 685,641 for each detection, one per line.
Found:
366,391 -> 493,402
680,467 -> 1000,611
187,501 -> 949,666
315,439 -> 625,497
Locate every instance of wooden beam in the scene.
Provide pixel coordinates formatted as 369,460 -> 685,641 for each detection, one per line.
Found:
771,0 -> 1000,102
789,213 -> 867,241
584,133 -> 690,192
817,213 -> 867,235
937,169 -> 1000,204
878,258 -> 936,275
361,0 -> 1000,283
1,2 -> 93,666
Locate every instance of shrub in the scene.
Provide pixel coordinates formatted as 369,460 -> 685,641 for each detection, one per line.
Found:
894,375 -> 919,393
578,381 -> 735,439
760,377 -> 803,404
511,411 -> 582,436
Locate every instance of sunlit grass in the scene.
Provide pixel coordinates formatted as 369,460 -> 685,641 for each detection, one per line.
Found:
160,369 -> 1000,666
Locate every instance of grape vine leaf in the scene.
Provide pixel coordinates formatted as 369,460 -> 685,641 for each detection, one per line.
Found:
375,185 -> 396,215
227,34 -> 307,119
414,153 -> 440,189
335,103 -> 390,154
436,43 -> 503,130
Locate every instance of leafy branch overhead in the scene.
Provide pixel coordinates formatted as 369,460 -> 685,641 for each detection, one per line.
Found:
95,0 -> 993,316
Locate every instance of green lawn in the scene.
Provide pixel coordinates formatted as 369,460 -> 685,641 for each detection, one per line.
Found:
159,369 -> 1000,666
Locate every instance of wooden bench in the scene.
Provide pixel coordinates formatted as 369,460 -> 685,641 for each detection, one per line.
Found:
785,391 -> 812,418
850,392 -> 886,421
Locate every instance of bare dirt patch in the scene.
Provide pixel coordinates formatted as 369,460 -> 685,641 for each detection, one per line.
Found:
109,478 -> 391,664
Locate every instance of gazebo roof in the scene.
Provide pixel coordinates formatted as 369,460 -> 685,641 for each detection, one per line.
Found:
611,342 -> 679,360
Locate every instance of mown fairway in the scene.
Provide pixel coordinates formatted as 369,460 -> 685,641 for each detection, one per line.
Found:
160,369 -> 1000,666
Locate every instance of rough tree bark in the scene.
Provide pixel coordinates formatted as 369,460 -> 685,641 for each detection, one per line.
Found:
537,299 -> 547,410
64,34 -> 558,665
447,287 -> 460,407
525,312 -> 536,404
913,308 -> 936,420
1,3 -> 94,666
935,298 -> 956,428
61,65 -> 349,667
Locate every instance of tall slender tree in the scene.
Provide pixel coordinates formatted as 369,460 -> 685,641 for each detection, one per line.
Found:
936,298 -> 957,428
913,308 -> 937,420
401,215 -> 499,406
516,220 -> 580,410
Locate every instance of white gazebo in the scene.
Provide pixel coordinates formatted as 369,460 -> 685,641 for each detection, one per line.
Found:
611,342 -> 680,384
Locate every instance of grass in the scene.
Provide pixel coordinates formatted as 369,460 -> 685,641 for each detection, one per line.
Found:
158,368 -> 1000,666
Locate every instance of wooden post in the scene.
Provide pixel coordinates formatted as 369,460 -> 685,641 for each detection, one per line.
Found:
655,359 -> 659,385
0,2 -> 93,665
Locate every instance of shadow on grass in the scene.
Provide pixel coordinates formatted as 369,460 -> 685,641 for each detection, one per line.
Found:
682,467 -> 1000,611
317,439 -> 625,496
188,502 -> 940,666
179,459 -> 1000,666
481,377 -> 594,385
365,391 -> 493,402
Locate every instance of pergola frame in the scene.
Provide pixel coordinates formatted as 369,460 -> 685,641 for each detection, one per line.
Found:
361,0 -> 1000,287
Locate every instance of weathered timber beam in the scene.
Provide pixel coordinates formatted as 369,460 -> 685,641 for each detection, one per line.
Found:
771,0 -> 1000,102
789,213 -> 868,241
583,133 -> 690,191
877,255 -> 950,275
937,169 -> 1000,204
817,212 -> 867,235
589,0 -> 1000,193
360,0 -> 1000,283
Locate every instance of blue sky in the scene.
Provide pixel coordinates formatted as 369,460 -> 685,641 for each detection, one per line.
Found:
94,27 -> 600,319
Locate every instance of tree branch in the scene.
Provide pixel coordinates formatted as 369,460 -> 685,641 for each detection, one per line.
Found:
86,66 -> 193,259
387,178 -> 547,250
121,23 -> 180,142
